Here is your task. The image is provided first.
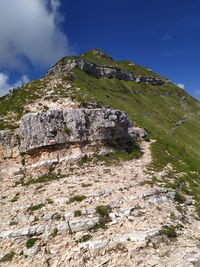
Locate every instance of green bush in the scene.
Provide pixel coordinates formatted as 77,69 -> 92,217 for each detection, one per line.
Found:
26,238 -> 38,249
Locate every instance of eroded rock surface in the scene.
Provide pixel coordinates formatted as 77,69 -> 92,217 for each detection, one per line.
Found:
0,130 -> 20,160
47,58 -> 166,85
20,108 -> 132,153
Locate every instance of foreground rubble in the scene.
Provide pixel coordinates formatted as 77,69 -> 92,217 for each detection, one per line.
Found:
1,141 -> 200,267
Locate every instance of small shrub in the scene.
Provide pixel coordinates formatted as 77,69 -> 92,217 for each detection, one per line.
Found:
74,210 -> 82,217
51,228 -> 58,237
174,192 -> 186,204
9,220 -> 18,226
69,195 -> 86,203
95,205 -> 112,228
64,127 -> 72,134
23,173 -> 65,186
27,203 -> 45,212
0,251 -> 15,262
26,238 -> 38,249
169,211 -> 175,218
159,225 -> 177,238
76,234 -> 92,243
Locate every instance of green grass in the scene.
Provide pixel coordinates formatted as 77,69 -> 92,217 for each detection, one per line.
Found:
0,251 -> 15,262
26,238 -> 38,249
23,173 -> 66,186
94,205 -> 112,229
27,203 -> 45,212
74,210 -> 82,217
159,225 -> 177,238
69,195 -> 86,203
76,234 -> 92,243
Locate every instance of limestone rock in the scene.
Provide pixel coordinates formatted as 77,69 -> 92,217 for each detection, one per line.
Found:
0,130 -> 20,159
47,58 -> 166,85
20,108 -> 132,153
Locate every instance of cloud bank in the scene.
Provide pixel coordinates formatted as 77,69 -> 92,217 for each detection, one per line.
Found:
0,0 -> 72,69
177,83 -> 185,89
0,73 -> 29,97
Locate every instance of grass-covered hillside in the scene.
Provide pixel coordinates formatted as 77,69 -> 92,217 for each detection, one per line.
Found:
1,48 -> 200,212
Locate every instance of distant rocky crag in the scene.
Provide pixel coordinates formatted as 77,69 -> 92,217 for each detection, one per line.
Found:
47,57 -> 167,85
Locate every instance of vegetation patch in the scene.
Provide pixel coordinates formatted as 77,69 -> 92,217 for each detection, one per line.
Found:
159,225 -> 177,238
94,205 -> 112,229
23,173 -> 66,186
0,251 -> 15,262
174,192 -> 186,204
27,203 -> 45,212
76,234 -> 92,243
69,195 -> 86,203
26,238 -> 38,249
74,210 -> 82,217
64,126 -> 72,134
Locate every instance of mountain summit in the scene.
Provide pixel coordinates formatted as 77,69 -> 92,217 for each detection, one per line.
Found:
0,49 -> 200,266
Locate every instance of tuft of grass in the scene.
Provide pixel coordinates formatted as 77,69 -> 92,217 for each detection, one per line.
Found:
27,203 -> 45,212
9,221 -> 18,226
69,195 -> 86,203
64,126 -> 72,134
174,192 -> 186,204
94,205 -> 112,229
74,210 -> 82,217
51,228 -> 58,238
159,225 -> 177,238
0,251 -> 15,262
23,173 -> 66,186
26,238 -> 38,249
76,234 -> 92,243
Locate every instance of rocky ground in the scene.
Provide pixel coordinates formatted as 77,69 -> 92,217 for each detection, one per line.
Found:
1,141 -> 200,267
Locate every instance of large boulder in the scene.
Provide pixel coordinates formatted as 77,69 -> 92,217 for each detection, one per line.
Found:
20,108 -> 133,153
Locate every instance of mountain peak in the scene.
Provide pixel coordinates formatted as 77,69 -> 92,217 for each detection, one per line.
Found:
81,48 -> 113,61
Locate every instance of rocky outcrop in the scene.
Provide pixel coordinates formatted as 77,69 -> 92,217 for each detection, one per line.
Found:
20,108 -> 132,153
47,58 -> 166,85
0,130 -> 20,160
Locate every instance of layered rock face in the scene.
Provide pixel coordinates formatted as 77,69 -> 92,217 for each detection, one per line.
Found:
20,108 -> 132,153
47,58 -> 166,85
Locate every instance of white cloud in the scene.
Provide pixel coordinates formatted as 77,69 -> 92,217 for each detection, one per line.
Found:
195,89 -> 200,99
0,73 -> 29,97
0,0 -> 72,69
177,83 -> 185,89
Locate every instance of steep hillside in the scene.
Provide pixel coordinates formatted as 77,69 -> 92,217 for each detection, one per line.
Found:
1,48 -> 200,266
0,49 -> 200,208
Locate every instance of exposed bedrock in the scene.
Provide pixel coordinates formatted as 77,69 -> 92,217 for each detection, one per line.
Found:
20,108 -> 133,153
47,58 -> 166,85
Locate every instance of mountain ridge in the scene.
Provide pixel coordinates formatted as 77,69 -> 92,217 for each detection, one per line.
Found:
1,48 -> 200,266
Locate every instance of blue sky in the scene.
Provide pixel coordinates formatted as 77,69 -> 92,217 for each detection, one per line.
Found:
0,0 -> 200,99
